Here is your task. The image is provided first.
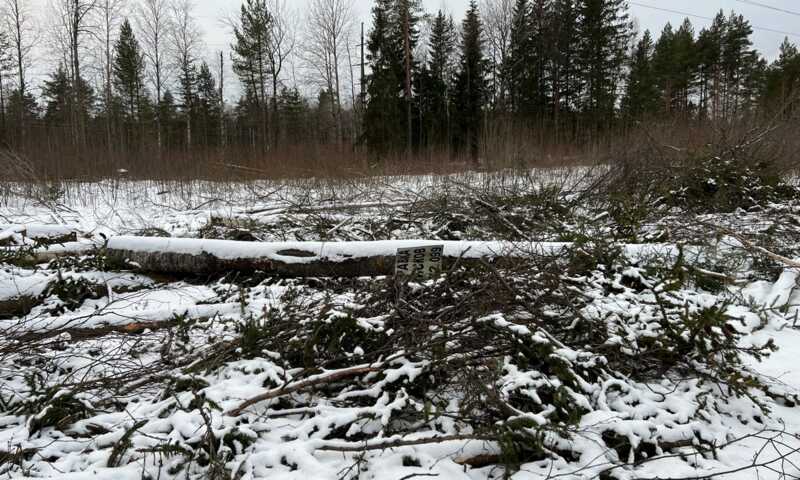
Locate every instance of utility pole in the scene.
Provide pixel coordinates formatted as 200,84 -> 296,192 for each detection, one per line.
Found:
360,22 -> 365,108
219,51 -> 225,148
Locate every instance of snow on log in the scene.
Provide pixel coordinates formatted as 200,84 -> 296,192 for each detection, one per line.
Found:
104,236 -> 692,277
0,224 -> 80,246
105,236 -> 563,277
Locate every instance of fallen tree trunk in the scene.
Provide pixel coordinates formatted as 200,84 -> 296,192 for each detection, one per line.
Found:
105,237 -> 555,277
0,224 -> 80,246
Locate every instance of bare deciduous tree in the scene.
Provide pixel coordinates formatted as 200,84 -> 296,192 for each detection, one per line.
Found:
50,0 -> 98,146
169,0 -> 201,148
137,0 -> 172,150
304,0 -> 354,146
93,0 -> 126,153
481,0 -> 513,108
2,0 -> 33,102
264,0 -> 294,148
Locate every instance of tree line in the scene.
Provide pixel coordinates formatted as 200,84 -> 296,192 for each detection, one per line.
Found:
0,0 -> 798,178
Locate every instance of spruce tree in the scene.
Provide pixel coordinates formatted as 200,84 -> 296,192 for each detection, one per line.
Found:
452,0 -> 487,162
622,30 -> 659,119
549,0 -> 580,138
417,10 -> 456,148
364,0 -> 404,155
575,0 -> 631,132
42,65 -> 73,125
503,0 -> 536,117
195,62 -> 220,147
113,19 -> 147,122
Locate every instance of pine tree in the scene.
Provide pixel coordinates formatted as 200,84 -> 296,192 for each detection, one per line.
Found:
452,0 -> 488,163
622,30 -> 659,119
696,12 -> 725,119
720,12 -> 757,118
653,19 -> 697,115
231,0 -> 273,151
762,38 -> 800,116
575,0 -> 631,133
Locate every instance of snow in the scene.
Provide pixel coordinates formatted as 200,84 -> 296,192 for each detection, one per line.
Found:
0,175 -> 798,480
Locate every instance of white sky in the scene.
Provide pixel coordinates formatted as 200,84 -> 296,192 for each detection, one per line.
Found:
191,0 -> 800,98
22,0 -> 800,98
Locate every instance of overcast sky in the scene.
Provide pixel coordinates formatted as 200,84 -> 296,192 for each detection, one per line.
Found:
25,0 -> 800,97
195,0 -> 800,56
188,0 -> 800,97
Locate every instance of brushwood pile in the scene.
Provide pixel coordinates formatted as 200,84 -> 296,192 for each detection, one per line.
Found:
1,161 -> 799,479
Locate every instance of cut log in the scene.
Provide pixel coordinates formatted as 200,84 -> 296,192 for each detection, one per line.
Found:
105,237 -> 554,277
0,295 -> 38,319
0,224 -> 80,246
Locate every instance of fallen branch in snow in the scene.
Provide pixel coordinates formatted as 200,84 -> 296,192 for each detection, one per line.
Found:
12,318 -> 181,343
317,434 -> 497,452
726,231 -> 800,270
227,365 -> 381,416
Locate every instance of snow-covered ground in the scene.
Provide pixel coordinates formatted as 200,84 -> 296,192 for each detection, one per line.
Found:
1,172 -> 799,479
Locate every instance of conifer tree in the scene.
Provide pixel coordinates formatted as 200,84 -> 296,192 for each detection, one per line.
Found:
622,30 -> 659,119
452,0 -> 487,162
503,0 -> 535,117
42,65 -> 73,125
575,0 -> 631,132
763,38 -> 800,116
231,0 -> 273,151
364,0 -> 403,154
417,10 -> 456,148
195,62 -> 220,147
549,0 -> 580,137
113,19 -> 147,121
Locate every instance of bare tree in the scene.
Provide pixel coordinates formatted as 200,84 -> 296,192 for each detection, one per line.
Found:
481,0 -> 513,108
264,0 -> 294,148
50,0 -> 98,147
169,0 -> 201,148
137,0 -> 171,150
2,0 -> 35,135
304,0 -> 354,146
93,0 -> 126,154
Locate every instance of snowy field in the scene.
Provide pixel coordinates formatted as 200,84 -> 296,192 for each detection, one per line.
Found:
0,169 -> 799,479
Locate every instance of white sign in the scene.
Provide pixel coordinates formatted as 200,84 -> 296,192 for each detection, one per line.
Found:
395,245 -> 444,281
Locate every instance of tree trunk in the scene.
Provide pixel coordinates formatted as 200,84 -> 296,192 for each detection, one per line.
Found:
103,237 -> 534,277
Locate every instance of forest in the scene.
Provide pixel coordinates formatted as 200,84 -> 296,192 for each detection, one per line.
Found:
0,0 -> 797,179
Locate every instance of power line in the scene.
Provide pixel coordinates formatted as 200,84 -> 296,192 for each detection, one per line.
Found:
733,0 -> 800,17
628,1 -> 800,38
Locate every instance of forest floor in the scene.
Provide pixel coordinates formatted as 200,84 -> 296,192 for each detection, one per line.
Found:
0,168 -> 799,480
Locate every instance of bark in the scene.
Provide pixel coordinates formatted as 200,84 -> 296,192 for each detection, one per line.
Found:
228,365 -> 380,416
103,237 -> 528,277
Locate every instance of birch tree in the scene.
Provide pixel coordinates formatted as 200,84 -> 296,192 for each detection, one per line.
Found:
137,0 -> 171,149
304,0 -> 354,146
170,0 -> 201,148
